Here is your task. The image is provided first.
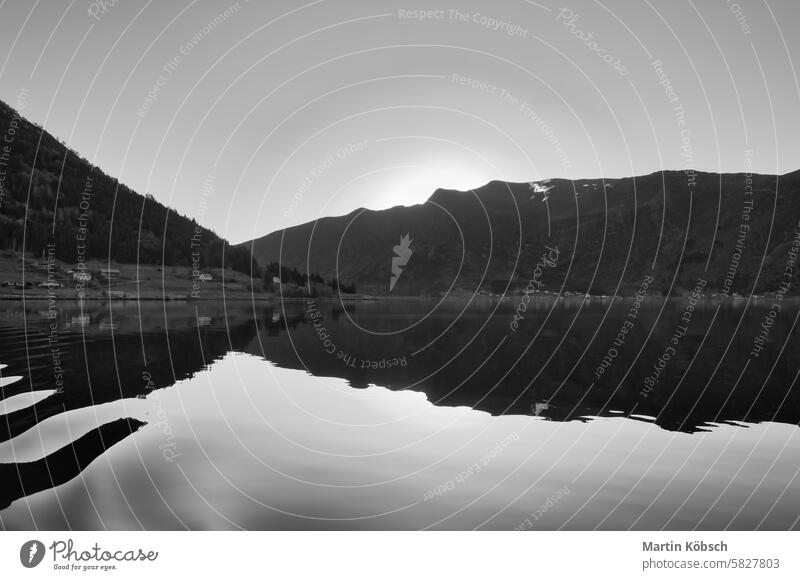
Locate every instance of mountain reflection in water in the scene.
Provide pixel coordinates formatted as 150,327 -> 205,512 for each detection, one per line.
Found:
0,297 -> 798,530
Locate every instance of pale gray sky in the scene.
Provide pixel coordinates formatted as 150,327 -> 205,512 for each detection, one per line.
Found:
0,0 -> 798,243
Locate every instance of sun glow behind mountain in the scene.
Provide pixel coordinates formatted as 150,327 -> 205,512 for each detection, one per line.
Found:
360,164 -> 498,210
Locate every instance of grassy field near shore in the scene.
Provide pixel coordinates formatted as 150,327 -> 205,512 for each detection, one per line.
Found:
0,252 -> 373,301
0,252 -> 267,301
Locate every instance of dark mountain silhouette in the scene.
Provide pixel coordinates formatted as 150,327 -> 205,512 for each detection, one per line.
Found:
0,99 -> 256,274
242,170 -> 800,296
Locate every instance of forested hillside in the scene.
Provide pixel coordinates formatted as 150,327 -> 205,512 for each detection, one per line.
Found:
0,99 -> 256,274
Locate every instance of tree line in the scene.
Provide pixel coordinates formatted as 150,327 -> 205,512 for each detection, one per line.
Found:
262,261 -> 356,293
0,100 -> 257,275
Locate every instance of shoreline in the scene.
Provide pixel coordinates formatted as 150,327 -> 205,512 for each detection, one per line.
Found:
0,294 -> 378,302
5,293 -> 798,302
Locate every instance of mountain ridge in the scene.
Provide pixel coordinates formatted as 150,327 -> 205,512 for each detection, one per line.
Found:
242,168 -> 800,296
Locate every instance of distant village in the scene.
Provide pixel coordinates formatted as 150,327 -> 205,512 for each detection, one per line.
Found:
0,251 -> 236,300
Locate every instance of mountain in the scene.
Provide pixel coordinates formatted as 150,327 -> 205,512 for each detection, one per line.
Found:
0,99 -> 255,274
241,169 -> 800,296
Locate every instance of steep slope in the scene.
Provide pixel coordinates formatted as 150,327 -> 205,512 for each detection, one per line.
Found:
0,99 -> 255,274
242,169 -> 800,296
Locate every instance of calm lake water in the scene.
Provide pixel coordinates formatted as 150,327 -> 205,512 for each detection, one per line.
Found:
0,296 -> 799,530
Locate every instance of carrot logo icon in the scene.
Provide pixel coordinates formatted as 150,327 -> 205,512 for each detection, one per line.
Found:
19,540 -> 45,568
389,234 -> 413,292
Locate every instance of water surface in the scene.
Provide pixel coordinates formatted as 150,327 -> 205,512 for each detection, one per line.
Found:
0,296 -> 798,530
